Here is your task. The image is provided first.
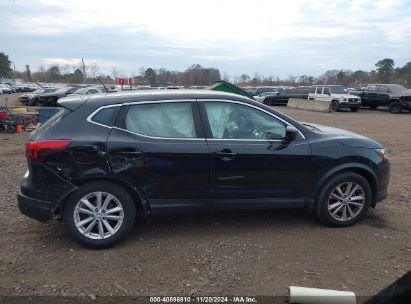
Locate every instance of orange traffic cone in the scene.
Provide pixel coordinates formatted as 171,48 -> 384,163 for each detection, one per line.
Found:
15,124 -> 23,133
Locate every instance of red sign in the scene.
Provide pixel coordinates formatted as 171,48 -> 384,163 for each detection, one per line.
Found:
128,78 -> 134,85
118,78 -> 125,85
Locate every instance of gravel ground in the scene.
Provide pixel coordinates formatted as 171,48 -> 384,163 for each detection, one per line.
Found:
0,93 -> 410,299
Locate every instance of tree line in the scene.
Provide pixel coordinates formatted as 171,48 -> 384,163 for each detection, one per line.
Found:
1,52 -> 410,88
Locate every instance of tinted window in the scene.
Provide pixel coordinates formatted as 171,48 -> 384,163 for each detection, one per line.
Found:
316,87 -> 323,94
91,106 -> 120,127
204,101 -> 286,140
309,87 -> 316,93
376,86 -> 389,93
124,102 -> 196,138
323,87 -> 330,94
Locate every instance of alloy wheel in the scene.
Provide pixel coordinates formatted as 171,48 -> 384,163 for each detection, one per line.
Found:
73,191 -> 124,240
327,182 -> 365,222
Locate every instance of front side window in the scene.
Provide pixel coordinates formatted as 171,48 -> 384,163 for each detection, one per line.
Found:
124,102 -> 196,138
203,102 -> 286,140
376,86 -> 389,93
323,87 -> 330,94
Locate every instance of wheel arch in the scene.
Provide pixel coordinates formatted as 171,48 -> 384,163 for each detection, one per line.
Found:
312,163 -> 378,210
56,177 -> 150,218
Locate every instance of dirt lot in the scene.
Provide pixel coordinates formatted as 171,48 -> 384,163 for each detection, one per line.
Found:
0,93 -> 410,299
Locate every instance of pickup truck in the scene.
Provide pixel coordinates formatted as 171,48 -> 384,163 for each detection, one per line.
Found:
350,84 -> 411,113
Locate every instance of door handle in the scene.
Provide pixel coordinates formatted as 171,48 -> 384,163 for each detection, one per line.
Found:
213,149 -> 238,160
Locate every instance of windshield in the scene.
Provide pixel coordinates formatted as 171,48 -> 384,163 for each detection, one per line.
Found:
54,87 -> 73,94
72,88 -> 88,94
330,86 -> 346,94
387,84 -> 407,93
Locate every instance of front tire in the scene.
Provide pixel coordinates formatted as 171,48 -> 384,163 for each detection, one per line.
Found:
389,102 -> 402,114
315,172 -> 372,227
63,181 -> 136,249
331,100 -> 340,112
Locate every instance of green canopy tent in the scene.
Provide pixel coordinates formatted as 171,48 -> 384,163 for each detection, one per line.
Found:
208,80 -> 255,100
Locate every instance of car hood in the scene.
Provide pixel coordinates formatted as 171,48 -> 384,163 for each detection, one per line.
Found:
304,123 -> 382,148
21,93 -> 39,98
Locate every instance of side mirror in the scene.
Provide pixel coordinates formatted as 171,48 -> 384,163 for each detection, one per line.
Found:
285,126 -> 298,141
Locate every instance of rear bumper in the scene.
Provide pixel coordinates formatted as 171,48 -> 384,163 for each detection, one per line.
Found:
17,191 -> 54,222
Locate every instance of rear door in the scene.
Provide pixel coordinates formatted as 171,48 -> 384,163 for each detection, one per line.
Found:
106,100 -> 211,215
199,100 -> 311,210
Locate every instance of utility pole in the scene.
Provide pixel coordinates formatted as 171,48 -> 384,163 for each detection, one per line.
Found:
81,58 -> 86,83
12,61 -> 15,82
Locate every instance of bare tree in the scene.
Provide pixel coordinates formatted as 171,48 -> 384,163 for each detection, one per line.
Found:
88,62 -> 100,79
111,67 -> 120,80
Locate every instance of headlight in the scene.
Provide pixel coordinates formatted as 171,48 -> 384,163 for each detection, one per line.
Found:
374,148 -> 388,159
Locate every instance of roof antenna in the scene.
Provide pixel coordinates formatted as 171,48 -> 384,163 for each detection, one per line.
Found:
96,76 -> 109,93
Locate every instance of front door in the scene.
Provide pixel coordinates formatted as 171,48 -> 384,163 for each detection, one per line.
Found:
199,100 -> 311,210
107,100 -> 210,215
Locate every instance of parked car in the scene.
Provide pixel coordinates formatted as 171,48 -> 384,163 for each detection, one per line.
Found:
309,85 -> 361,112
350,84 -> 411,113
248,87 -> 278,97
8,82 -> 34,92
263,87 -> 309,105
0,84 -> 15,94
19,88 -> 58,106
254,91 -> 279,103
68,87 -> 105,96
18,90 -> 390,248
38,87 -> 78,106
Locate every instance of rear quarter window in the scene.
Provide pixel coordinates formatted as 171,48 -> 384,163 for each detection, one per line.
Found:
90,106 -> 121,127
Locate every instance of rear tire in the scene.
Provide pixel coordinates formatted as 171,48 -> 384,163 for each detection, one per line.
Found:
389,102 -> 402,114
315,172 -> 372,227
63,181 -> 136,249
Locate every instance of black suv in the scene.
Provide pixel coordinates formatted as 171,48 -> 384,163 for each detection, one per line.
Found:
18,91 -> 390,248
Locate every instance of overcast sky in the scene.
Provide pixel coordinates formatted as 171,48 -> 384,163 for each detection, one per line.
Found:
1,0 -> 411,78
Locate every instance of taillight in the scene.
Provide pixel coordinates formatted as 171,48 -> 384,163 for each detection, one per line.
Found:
25,140 -> 72,162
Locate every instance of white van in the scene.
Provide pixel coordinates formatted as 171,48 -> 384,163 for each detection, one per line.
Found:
308,85 -> 361,112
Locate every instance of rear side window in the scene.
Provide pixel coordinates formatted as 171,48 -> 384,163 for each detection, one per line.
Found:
316,87 -> 323,94
36,107 -> 70,132
91,106 -> 120,127
309,87 -> 316,93
323,87 -> 330,94
123,102 -> 196,138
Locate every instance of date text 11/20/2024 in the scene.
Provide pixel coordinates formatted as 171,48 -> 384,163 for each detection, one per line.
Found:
149,297 -> 257,303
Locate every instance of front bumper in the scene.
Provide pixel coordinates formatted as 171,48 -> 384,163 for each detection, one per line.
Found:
376,190 -> 388,204
340,102 -> 361,109
17,191 -> 55,222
